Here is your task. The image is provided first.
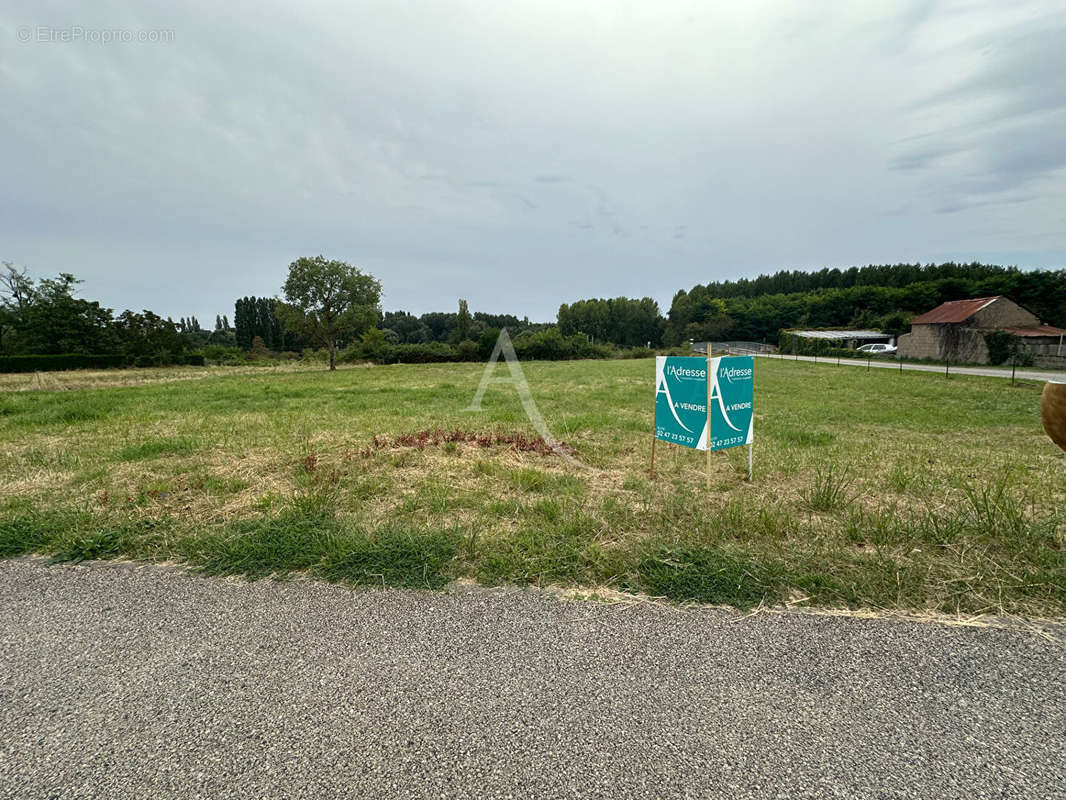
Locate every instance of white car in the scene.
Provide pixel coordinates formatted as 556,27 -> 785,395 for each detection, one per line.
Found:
857,343 -> 897,355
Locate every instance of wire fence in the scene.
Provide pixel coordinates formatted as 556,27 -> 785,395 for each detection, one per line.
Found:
691,341 -> 779,356
767,347 -> 1063,386
690,339 -> 1062,384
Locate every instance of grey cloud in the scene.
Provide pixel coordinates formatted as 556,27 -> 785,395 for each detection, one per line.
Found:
0,0 -> 1063,323
890,142 -> 968,172
859,0 -> 938,55
897,12 -> 1066,210
509,193 -> 538,210
935,190 -> 1039,215
917,23 -> 1066,123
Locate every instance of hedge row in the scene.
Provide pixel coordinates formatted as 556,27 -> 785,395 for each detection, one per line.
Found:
0,353 -> 206,373
345,339 -> 654,365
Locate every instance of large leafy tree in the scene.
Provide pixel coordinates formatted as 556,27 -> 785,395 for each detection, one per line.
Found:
420,311 -> 457,342
558,296 -> 665,347
112,310 -> 185,360
0,266 -> 116,354
381,311 -> 430,343
0,263 -> 33,353
279,256 -> 381,370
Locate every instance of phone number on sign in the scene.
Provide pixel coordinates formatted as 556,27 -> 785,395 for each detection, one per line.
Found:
656,428 -> 696,446
713,435 -> 747,448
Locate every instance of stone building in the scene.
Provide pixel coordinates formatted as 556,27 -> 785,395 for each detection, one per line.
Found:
897,296 -> 1066,365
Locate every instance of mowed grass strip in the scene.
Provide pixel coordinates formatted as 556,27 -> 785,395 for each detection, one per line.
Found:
0,358 -> 1063,615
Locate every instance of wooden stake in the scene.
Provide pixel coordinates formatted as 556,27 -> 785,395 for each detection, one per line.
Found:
650,364 -> 657,479
706,345 -> 713,489
650,426 -> 657,479
748,355 -> 754,482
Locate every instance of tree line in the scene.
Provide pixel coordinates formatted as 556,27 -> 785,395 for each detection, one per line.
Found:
662,264 -> 1066,345
555,264 -> 1065,347
2,257 -> 1064,370
557,297 -> 663,347
696,262 -> 1018,297
0,265 -> 198,363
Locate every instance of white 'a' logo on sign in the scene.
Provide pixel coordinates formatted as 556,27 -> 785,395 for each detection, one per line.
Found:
710,372 -> 742,432
655,360 -> 693,432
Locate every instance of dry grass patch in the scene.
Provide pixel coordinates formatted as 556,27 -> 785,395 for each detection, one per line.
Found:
0,361 -> 340,393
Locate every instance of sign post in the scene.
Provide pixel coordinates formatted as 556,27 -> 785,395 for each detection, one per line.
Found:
649,391 -> 657,479
706,344 -> 713,488
652,353 -> 755,481
748,359 -> 754,481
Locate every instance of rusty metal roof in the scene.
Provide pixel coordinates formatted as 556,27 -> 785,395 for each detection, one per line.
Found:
1003,326 -> 1066,338
910,296 -> 1000,325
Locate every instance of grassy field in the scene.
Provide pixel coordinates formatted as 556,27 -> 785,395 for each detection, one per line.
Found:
1,358 -> 1063,616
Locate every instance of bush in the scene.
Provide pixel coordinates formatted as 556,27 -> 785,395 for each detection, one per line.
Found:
478,328 -> 501,357
333,327 -> 650,366
201,345 -> 246,364
983,330 -> 1020,366
382,342 -> 458,363
0,354 -> 127,373
511,328 -> 613,360
0,351 -> 209,373
358,328 -> 387,361
249,336 -> 271,359
455,340 -> 480,361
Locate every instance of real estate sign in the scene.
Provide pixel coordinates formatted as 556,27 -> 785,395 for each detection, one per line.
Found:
654,356 -> 754,451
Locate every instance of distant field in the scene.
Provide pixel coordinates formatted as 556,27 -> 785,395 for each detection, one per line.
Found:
1,358 -> 1063,616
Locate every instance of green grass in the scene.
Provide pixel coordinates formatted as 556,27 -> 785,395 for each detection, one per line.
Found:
630,545 -> 772,606
116,436 -> 197,461
800,465 -> 854,513
0,358 -> 1063,615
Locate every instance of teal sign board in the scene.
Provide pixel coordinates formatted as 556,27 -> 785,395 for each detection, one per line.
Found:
655,356 -> 754,451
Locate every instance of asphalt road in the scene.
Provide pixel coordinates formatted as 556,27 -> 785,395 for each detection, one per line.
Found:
756,353 -> 1065,382
1,559 -> 1064,800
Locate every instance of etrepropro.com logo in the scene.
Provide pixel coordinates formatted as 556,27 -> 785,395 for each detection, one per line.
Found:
16,25 -> 175,44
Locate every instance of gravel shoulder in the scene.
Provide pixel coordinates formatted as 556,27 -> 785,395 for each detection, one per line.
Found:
1,558 -> 1064,799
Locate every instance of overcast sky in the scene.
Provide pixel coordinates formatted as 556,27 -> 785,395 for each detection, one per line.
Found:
2,0 -> 1064,324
